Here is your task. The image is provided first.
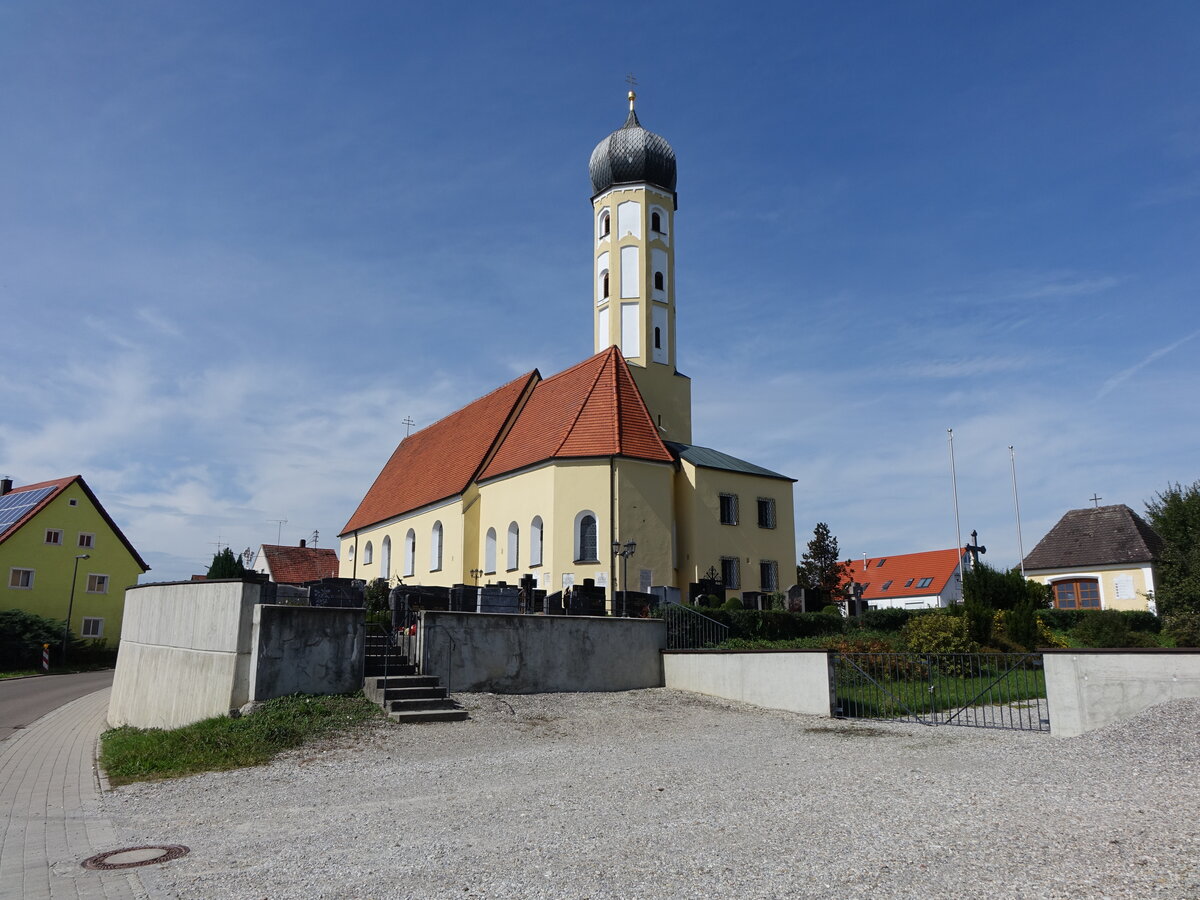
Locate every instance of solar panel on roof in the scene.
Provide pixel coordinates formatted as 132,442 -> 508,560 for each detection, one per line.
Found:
0,486 -> 56,536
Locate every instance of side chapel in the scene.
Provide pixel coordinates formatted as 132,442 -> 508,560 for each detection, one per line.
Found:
338,94 -> 798,602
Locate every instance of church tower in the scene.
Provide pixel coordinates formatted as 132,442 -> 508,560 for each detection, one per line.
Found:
589,92 -> 692,444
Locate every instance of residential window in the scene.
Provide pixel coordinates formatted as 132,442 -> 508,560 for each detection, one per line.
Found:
881,580 -> 893,591
719,493 -> 739,526
430,522 -> 443,571
86,574 -> 108,594
759,560 -> 778,591
720,556 -> 741,590
1052,578 -> 1101,610
530,517 -> 543,566
45,529 -> 63,545
875,558 -> 887,567
756,497 -> 776,529
507,522 -> 520,572
904,579 -> 914,588
9,568 -> 34,589
576,512 -> 598,563
68,498 -> 78,507
78,533 -> 95,549
485,528 -> 497,574
81,617 -> 104,638
915,577 -> 933,589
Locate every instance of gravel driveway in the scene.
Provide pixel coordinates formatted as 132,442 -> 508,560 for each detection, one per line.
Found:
105,690 -> 1199,899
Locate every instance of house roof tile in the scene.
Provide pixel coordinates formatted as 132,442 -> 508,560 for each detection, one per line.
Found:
340,372 -> 537,534
843,548 -> 964,601
1022,504 -> 1163,571
479,347 -> 673,480
258,544 -> 339,584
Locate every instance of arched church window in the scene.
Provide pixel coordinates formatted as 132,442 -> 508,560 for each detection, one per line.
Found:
485,528 -> 497,574
348,544 -> 355,561
654,271 -> 664,291
651,211 -> 662,233
575,511 -> 599,563
363,541 -> 373,565
530,516 -> 543,566
602,271 -> 610,299
507,522 -> 520,572
380,536 -> 391,579
430,521 -> 443,571
403,529 -> 415,577
599,209 -> 610,239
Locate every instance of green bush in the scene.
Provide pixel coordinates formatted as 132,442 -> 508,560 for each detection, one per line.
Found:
1071,610 -> 1134,648
1120,611 -> 1162,634
900,612 -> 976,655
721,597 -> 743,612
687,606 -> 845,641
1164,611 -> 1200,647
1038,609 -> 1085,631
821,604 -> 842,616
859,608 -> 914,633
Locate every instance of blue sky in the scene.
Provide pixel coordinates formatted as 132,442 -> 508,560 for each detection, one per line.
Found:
2,2 -> 1198,582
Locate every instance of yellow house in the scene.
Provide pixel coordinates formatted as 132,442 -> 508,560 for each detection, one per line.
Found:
1022,504 -> 1162,612
1,475 -> 149,645
338,93 -> 798,603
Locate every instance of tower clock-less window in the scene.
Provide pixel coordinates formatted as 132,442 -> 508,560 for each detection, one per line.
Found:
719,493 -> 739,525
757,497 -> 776,529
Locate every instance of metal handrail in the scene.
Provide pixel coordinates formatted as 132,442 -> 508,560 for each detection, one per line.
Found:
662,602 -> 730,650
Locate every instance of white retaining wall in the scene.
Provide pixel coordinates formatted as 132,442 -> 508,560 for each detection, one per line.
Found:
109,580 -> 259,729
1043,650 -> 1200,737
663,650 -> 832,716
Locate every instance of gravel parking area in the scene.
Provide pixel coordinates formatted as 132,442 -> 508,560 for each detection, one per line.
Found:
105,690 -> 1199,899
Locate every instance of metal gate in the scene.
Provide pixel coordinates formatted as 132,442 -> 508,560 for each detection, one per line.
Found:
831,652 -> 1050,732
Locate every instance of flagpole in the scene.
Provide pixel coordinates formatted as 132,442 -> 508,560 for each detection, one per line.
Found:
948,429 -> 964,598
1009,445 -> 1026,577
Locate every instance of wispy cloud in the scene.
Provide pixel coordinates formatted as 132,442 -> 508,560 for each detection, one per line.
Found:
1134,173 -> 1200,208
1097,329 -> 1200,398
1013,276 -> 1120,300
905,356 -> 1032,379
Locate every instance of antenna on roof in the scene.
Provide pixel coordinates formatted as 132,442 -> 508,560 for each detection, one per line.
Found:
310,529 -> 319,547
268,519 -> 287,544
402,416 -> 416,437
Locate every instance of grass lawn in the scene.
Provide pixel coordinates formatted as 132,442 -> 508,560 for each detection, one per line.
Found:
100,693 -> 383,786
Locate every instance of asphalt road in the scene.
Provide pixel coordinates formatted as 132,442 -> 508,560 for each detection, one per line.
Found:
0,669 -> 114,743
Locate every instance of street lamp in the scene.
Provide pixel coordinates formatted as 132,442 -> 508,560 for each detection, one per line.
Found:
470,568 -> 483,586
62,553 -> 90,664
612,539 -> 636,617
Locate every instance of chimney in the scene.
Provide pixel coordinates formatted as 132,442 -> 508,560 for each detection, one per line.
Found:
299,538 -> 306,548
0,478 -> 11,496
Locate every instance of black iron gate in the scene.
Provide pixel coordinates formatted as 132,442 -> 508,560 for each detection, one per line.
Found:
831,652 -> 1050,732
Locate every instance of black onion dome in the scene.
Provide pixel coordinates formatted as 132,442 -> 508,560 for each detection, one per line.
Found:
589,103 -> 677,196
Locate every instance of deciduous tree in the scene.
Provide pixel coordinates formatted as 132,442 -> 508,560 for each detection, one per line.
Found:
1145,481 -> 1200,618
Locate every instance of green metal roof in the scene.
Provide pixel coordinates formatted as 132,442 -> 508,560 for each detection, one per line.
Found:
664,442 -> 794,482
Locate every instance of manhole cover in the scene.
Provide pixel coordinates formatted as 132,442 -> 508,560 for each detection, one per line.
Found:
81,845 -> 189,870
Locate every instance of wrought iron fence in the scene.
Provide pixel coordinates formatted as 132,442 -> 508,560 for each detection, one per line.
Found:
831,651 -> 1050,732
662,603 -> 730,650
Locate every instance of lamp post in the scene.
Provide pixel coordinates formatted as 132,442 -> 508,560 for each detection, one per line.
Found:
470,568 -> 483,586
612,539 -> 636,617
62,553 -> 90,664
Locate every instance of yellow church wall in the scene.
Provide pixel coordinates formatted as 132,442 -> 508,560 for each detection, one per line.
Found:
675,462 -> 797,595
337,497 -> 465,586
1027,563 -> 1156,612
2,487 -> 144,646
614,458 -> 677,592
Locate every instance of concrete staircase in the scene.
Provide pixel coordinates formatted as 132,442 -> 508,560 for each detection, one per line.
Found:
364,631 -> 468,724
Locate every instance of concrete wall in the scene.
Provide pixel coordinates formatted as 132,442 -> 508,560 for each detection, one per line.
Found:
109,580 -> 260,729
663,650 -> 833,716
1044,650 -> 1200,737
420,611 -> 666,693
249,605 -> 365,702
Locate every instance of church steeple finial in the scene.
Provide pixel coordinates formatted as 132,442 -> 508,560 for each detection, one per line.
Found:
625,72 -> 638,112
628,90 -> 636,111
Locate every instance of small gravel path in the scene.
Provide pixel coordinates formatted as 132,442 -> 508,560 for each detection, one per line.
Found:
105,690 -> 1200,899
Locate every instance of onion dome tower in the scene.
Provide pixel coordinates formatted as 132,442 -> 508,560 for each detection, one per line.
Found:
589,92 -> 691,444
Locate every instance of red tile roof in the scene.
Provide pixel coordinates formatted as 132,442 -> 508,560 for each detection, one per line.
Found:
479,347 -> 673,481
258,544 -> 339,584
843,548 -> 965,601
0,475 -> 150,571
340,371 -> 537,534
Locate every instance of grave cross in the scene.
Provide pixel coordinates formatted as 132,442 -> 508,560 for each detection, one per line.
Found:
965,529 -> 987,570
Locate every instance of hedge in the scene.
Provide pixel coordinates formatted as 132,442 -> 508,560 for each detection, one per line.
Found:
1038,608 -> 1161,633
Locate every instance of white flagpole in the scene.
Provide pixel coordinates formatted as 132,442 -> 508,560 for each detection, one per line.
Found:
1009,445 -> 1026,577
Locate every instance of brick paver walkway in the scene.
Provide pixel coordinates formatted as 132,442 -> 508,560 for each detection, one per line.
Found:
0,687 -> 164,900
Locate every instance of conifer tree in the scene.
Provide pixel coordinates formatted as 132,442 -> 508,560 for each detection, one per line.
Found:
207,547 -> 246,579
797,523 -> 851,606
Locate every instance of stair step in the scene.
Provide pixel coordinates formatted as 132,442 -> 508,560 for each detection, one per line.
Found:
371,675 -> 440,689
388,708 -> 470,724
364,663 -> 416,677
388,698 -> 460,712
384,687 -> 447,701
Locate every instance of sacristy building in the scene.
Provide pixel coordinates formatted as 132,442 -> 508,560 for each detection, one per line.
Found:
338,94 -> 797,602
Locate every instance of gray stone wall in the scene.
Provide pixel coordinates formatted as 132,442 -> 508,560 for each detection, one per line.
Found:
249,605 -> 364,701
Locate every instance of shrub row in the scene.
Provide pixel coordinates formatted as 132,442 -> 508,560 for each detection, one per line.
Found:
1037,608 -> 1161,634
688,606 -> 845,640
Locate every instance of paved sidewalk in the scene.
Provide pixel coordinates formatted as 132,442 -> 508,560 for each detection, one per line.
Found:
0,688 -> 168,900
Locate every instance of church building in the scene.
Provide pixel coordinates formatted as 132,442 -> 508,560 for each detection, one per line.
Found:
339,94 -> 797,603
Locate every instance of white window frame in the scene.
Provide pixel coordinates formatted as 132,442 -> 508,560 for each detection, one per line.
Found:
45,528 -> 63,545
78,532 -> 95,549
86,573 -> 109,594
574,510 -> 599,563
9,568 -> 34,589
403,530 -> 416,578
363,541 -> 373,565
485,528 -> 497,574
506,522 -> 520,572
530,516 -> 543,566
430,521 -> 443,572
81,617 -> 104,638
380,535 -> 392,579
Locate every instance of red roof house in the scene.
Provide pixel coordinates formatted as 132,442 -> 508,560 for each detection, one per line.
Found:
843,548 -> 967,609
